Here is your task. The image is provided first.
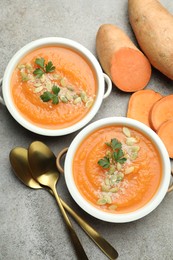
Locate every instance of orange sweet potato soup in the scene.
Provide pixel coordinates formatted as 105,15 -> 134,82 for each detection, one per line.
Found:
11,46 -> 97,129
73,125 -> 162,213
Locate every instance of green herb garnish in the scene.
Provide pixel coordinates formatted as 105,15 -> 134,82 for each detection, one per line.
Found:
106,138 -> 122,150
52,85 -> 60,95
33,58 -> 55,78
40,91 -> 53,102
98,138 -> 127,169
33,68 -> 44,78
98,157 -> 110,169
45,61 -> 55,73
35,57 -> 45,69
112,149 -> 127,164
40,85 -> 60,104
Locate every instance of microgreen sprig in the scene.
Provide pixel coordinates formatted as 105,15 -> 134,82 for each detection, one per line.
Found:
98,138 -> 127,169
106,138 -> 122,150
40,85 -> 60,104
33,58 -> 55,78
98,157 -> 110,169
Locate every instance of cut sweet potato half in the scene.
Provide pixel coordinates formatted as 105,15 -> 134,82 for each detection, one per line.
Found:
96,24 -> 151,92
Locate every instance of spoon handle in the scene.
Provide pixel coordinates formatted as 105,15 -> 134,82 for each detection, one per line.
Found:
56,147 -> 118,259
60,198 -> 118,260
51,186 -> 88,260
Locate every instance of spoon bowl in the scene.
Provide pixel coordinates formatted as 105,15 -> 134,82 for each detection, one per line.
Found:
28,142 -> 58,188
9,147 -> 41,189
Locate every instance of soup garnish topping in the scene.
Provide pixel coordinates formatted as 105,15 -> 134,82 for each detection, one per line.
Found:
97,127 -> 140,208
18,57 -> 94,107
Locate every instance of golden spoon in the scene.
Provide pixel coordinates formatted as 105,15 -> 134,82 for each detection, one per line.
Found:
28,141 -> 88,260
9,146 -> 118,259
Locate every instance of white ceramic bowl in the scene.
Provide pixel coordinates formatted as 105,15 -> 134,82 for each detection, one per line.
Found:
64,117 -> 171,223
0,37 -> 112,136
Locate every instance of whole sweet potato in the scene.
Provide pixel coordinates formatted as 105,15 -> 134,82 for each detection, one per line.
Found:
128,0 -> 173,80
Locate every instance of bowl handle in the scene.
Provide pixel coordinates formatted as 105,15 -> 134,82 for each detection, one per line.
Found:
56,147 -> 68,174
103,73 -> 112,99
0,78 -> 5,106
167,170 -> 173,193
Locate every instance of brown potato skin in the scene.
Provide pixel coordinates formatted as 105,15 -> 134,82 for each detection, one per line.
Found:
128,0 -> 173,80
96,24 -> 138,78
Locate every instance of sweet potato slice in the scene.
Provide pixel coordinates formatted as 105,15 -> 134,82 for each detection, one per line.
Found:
157,119 -> 173,158
150,95 -> 173,131
96,24 -> 151,92
127,89 -> 162,127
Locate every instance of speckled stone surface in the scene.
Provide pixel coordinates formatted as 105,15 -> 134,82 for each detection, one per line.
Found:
1,1 -> 173,259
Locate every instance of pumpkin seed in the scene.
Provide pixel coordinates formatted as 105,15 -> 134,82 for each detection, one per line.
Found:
131,152 -> 138,160
124,153 -> 130,159
53,74 -> 61,80
60,95 -> 68,103
109,205 -> 117,210
131,146 -> 140,152
125,166 -> 135,174
104,195 -> 112,204
86,99 -> 93,108
18,64 -> 25,70
123,127 -> 131,137
110,175 -> 117,185
28,75 -> 35,82
80,91 -> 88,103
74,97 -> 82,104
60,78 -> 67,87
21,72 -> 29,82
73,94 -> 79,99
97,198 -> 107,205
126,137 -> 137,146
34,83 -> 42,87
108,165 -> 116,174
26,63 -> 32,70
45,83 -> 52,91
109,186 -> 119,193
40,74 -> 46,82
117,162 -> 122,171
67,86 -> 74,91
66,92 -> 73,101
105,177 -> 110,186
33,86 -> 43,93
106,150 -> 112,158
116,173 -> 124,182
101,184 -> 111,192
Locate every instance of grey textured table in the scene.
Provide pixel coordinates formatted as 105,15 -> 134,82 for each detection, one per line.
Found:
1,1 -> 173,260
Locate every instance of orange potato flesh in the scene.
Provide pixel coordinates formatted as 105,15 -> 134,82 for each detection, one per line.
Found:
111,48 -> 152,92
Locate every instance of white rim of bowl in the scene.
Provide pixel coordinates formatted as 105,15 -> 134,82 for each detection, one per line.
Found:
64,117 -> 171,223
2,37 -> 105,136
